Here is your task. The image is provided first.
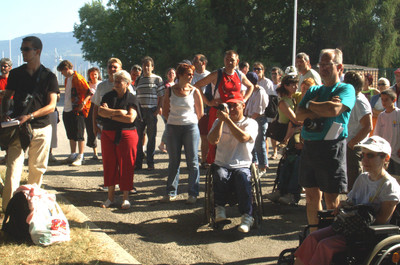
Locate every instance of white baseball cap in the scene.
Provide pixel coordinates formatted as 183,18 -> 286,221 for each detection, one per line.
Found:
355,136 -> 391,157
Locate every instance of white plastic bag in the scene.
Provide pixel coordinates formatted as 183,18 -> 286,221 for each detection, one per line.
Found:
28,192 -> 70,246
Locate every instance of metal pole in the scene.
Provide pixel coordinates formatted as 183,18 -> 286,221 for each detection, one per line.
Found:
292,0 -> 298,67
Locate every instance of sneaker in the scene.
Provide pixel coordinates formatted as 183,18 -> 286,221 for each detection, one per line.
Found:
91,155 -> 99,160
215,206 -> 227,223
66,153 -> 78,163
101,199 -> 114,208
160,195 -> 177,202
121,200 -> 131,209
71,155 -> 83,166
129,187 -> 138,194
265,190 -> 281,203
48,153 -> 58,163
238,214 -> 254,233
186,196 -> 197,204
278,193 -> 297,205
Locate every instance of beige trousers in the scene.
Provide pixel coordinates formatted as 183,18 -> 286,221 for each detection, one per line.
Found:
2,125 -> 52,211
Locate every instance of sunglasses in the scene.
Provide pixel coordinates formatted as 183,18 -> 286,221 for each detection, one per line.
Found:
377,83 -> 386,86
132,67 -> 142,71
360,152 -> 385,159
253,67 -> 263,71
20,47 -> 36,52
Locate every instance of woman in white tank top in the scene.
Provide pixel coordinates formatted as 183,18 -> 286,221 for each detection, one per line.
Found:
161,63 -> 204,203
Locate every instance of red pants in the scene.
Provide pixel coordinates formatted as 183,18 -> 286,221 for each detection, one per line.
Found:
101,130 -> 138,191
294,226 -> 346,265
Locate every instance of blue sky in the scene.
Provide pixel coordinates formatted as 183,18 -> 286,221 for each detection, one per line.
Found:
1,0 -> 107,41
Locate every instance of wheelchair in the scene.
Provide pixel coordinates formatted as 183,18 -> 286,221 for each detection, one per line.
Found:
277,207 -> 400,265
204,163 -> 263,229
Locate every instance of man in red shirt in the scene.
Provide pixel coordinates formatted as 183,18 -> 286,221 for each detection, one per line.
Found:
0,58 -> 12,164
0,58 -> 12,105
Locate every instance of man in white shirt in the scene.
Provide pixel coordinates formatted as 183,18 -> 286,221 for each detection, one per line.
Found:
208,96 -> 258,233
192,54 -> 211,168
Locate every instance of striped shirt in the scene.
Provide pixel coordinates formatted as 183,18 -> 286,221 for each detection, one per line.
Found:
135,74 -> 164,108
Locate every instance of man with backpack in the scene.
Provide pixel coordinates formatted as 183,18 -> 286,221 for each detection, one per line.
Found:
1,36 -> 59,211
194,50 -> 254,164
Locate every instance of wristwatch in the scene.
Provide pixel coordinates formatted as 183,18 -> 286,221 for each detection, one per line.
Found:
30,113 -> 35,120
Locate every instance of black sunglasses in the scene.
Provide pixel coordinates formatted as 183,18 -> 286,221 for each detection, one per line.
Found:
20,47 -> 36,52
253,67 -> 263,71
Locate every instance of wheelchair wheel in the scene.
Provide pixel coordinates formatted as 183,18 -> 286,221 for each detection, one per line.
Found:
364,235 -> 400,265
204,166 -> 215,227
251,163 -> 263,228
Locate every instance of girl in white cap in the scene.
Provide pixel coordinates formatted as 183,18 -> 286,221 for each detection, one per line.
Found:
294,135 -> 400,265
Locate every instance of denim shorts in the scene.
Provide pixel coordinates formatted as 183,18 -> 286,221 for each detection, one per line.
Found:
299,138 -> 347,193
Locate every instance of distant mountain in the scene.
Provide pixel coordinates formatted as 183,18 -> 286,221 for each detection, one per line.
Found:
0,32 -> 94,78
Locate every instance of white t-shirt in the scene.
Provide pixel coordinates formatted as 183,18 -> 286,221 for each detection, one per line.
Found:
298,69 -> 322,90
213,117 -> 258,169
348,172 -> 400,214
244,86 -> 269,117
92,79 -> 134,106
192,70 -> 210,94
347,93 -> 372,143
64,76 -> 73,112
258,77 -> 275,96
374,107 -> 400,164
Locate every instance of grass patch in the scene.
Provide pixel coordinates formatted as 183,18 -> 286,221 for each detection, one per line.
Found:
0,169 -> 116,264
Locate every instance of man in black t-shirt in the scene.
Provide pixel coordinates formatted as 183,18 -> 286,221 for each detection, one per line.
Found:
1,36 -> 59,211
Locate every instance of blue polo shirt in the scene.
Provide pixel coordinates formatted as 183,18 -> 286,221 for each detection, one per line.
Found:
299,82 -> 356,141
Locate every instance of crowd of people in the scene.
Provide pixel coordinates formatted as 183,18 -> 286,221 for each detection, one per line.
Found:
1,36 -> 400,239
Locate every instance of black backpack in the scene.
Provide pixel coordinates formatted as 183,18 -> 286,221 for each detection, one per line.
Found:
264,94 -> 279,118
2,191 -> 32,243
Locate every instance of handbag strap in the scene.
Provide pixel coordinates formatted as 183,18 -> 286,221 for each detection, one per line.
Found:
368,173 -> 388,203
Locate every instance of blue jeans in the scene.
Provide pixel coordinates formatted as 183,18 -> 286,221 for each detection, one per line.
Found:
166,124 -> 200,197
252,116 -> 268,168
136,107 -> 158,167
211,164 -> 252,215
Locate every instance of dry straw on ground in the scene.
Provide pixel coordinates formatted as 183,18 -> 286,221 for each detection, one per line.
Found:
0,170 -> 115,265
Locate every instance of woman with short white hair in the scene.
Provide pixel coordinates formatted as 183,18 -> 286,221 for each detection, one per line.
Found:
98,70 -> 140,209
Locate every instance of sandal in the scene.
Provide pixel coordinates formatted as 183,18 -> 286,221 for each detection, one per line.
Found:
101,199 -> 114,208
121,200 -> 131,209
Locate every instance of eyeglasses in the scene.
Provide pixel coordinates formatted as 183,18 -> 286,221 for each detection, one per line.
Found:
271,72 -> 278,76
1,64 -> 10,68
360,152 -> 385,159
317,62 -> 336,68
254,67 -> 263,71
132,67 -> 142,71
20,47 -> 36,52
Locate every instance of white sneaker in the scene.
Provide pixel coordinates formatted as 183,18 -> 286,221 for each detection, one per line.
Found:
278,193 -> 297,205
71,154 -> 83,166
238,214 -> 254,233
66,153 -> 78,163
215,206 -> 227,222
265,190 -> 281,202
